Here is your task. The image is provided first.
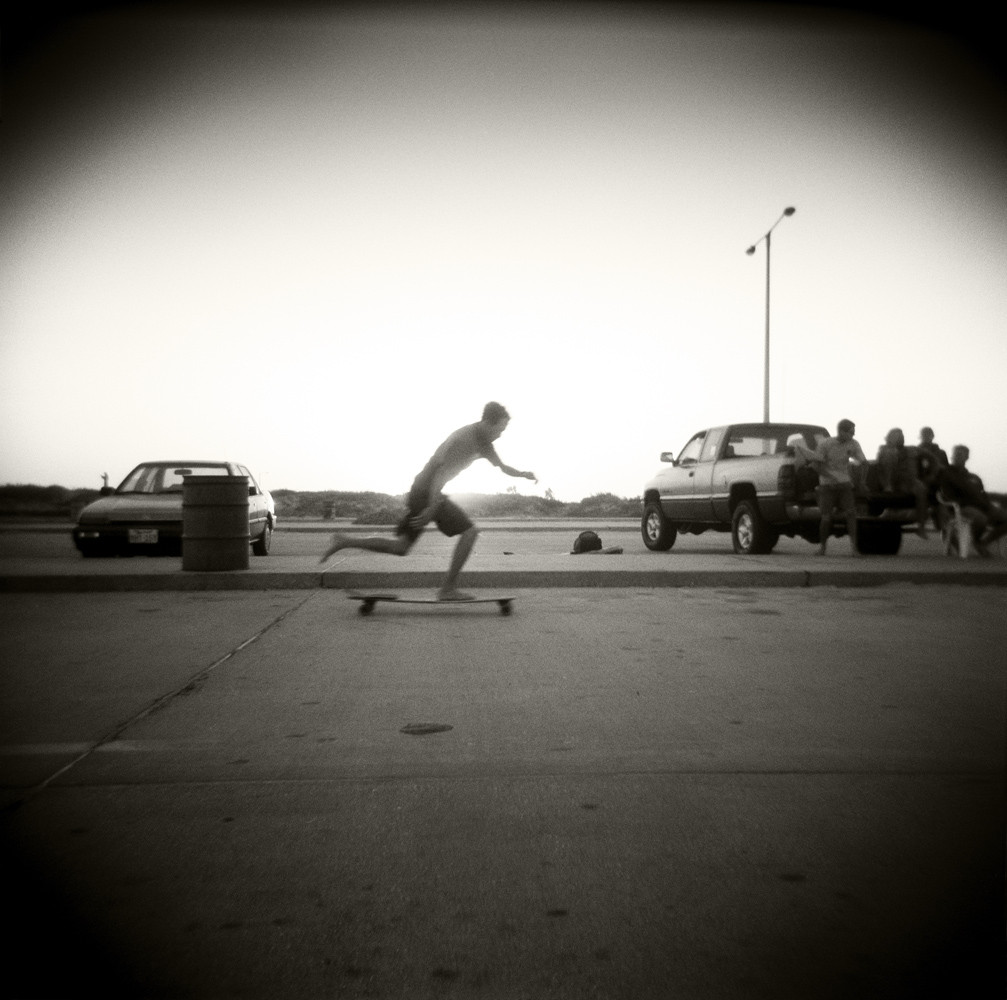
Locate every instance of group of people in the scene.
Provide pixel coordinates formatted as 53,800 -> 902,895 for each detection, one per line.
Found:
795,420 -> 1007,557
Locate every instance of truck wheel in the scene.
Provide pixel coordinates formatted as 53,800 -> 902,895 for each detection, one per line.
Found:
642,502 -> 677,551
731,500 -> 777,554
856,522 -> 902,555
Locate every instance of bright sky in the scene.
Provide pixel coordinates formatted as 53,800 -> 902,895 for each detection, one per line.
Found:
3,3 -> 1006,499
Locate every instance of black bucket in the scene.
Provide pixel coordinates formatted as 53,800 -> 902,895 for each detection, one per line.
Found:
182,475 -> 250,571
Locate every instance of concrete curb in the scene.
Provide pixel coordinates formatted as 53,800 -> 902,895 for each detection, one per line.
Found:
3,568 -> 1006,592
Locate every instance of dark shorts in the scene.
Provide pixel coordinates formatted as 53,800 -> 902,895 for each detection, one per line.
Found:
396,488 -> 473,544
817,481 -> 856,516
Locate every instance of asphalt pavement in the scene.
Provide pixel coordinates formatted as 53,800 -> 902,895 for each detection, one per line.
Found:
1,522 -> 1005,999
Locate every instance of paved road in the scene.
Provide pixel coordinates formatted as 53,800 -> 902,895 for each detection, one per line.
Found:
2,586 -> 1003,999
0,518 -> 964,561
0,519 -> 768,561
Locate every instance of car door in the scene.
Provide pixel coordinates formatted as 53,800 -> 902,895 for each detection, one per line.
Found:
689,427 -> 726,522
657,431 -> 706,522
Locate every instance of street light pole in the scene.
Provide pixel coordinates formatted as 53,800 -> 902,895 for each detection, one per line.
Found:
746,206 -> 795,423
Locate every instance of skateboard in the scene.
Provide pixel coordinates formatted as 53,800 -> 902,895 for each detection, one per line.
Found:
348,592 -> 515,616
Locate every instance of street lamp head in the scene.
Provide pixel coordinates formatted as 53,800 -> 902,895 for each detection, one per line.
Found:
745,245 -> 756,255
783,206 -> 796,216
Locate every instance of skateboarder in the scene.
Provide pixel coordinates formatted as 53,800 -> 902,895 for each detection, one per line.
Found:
319,402 -> 537,601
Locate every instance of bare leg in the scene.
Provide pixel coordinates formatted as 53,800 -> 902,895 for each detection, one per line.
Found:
846,512 -> 860,555
816,515 -> 831,555
438,526 -> 479,599
319,532 -> 410,564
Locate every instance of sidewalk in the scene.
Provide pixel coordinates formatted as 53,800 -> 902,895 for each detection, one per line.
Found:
2,520 -> 1006,591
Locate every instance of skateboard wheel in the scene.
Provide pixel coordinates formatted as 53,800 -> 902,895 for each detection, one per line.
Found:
359,602 -> 374,616
499,600 -> 512,615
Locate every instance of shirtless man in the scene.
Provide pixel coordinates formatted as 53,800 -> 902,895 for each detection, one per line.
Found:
319,402 -> 537,600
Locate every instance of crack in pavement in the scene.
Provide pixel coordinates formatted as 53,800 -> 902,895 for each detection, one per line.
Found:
5,592 -> 318,810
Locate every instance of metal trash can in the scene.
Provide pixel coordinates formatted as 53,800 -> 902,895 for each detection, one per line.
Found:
182,475 -> 250,571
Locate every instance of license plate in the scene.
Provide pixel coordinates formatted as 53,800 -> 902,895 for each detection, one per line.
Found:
128,528 -> 158,544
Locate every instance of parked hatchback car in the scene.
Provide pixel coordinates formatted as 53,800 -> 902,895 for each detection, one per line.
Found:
72,461 -> 276,557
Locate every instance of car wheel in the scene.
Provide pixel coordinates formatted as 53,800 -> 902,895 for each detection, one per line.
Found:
642,502 -> 677,551
252,521 -> 272,556
731,500 -> 777,554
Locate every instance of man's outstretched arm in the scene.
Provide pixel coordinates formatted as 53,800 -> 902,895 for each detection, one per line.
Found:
499,463 -> 537,483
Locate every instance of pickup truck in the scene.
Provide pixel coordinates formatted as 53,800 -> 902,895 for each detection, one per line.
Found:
641,422 -> 921,555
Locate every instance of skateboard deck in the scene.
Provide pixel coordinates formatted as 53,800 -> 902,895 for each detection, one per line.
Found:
348,592 -> 515,616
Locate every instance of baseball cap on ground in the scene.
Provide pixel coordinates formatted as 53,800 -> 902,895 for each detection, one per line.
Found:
571,530 -> 602,554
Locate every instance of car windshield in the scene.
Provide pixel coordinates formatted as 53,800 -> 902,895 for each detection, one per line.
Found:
117,464 -> 231,494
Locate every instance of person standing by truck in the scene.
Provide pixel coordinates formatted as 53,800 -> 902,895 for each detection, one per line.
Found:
793,418 -> 868,555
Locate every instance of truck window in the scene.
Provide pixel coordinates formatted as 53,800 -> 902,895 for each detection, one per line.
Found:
677,432 -> 705,466
699,427 -> 725,463
725,433 -> 780,458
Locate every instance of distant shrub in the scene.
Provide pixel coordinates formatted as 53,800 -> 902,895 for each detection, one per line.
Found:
564,492 -> 642,517
272,490 -> 403,520
353,505 -> 404,525
1,482 -> 643,522
270,489 -> 642,521
0,484 -> 101,519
